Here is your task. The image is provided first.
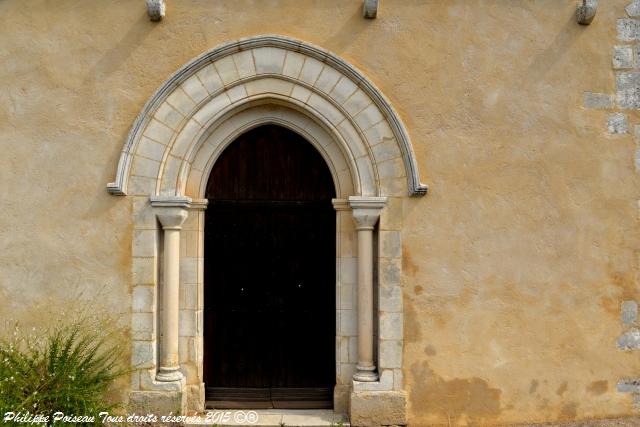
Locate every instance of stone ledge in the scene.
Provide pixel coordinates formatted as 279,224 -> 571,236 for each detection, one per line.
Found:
129,390 -> 186,416
350,390 -> 406,427
505,416 -> 640,427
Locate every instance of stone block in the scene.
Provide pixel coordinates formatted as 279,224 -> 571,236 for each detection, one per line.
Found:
356,157 -> 376,195
608,112 -> 629,134
131,256 -> 158,286
340,257 -> 357,285
226,84 -> 248,103
380,197 -> 403,231
617,72 -> 640,108
137,136 -> 167,163
290,84 -> 312,103
622,300 -> 638,325
378,158 -> 405,180
379,312 -> 403,340
617,378 -> 640,393
350,389 -> 406,427
381,176 -> 408,197
131,156 -> 161,179
154,102 -> 184,131
133,229 -> 157,258
244,78 -> 293,97
179,309 -> 197,337
380,230 -> 402,258
172,119 -> 202,159
213,56 -> 240,86
334,384 -> 350,415
379,340 -> 402,369
185,383 -> 205,413
193,93 -> 232,126
159,155 -> 182,195
128,176 -> 158,196
379,284 -> 402,313
132,312 -> 154,340
128,390 -> 186,416
618,19 -> 640,41
338,120 -> 368,158
614,45 -> 636,69
340,309 -> 357,336
314,66 -> 342,94
252,47 -> 286,75
166,88 -> 197,117
583,92 -> 614,109
339,282 -> 354,310
282,51 -> 306,79
628,1 -> 640,17
298,56 -> 324,86
180,257 -> 198,284
364,120 -> 395,146
330,76 -> 358,105
354,103 -> 385,131
307,93 -> 344,125
232,50 -> 256,79
339,363 -> 356,384
379,258 -> 401,287
393,369 -> 404,390
196,63 -> 224,95
372,139 -> 401,163
132,285 -> 155,312
618,328 -> 640,349
181,76 -> 209,104
132,341 -> 156,369
349,336 -> 358,363
344,89 -> 372,117
338,336 -> 349,363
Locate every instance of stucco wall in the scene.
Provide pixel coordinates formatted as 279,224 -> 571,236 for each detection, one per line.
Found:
0,0 -> 638,425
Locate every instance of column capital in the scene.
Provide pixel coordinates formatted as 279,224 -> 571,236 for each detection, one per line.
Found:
150,196 -> 190,230
348,196 -> 387,230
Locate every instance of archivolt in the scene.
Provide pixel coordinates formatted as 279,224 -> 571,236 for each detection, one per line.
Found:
107,35 -> 427,198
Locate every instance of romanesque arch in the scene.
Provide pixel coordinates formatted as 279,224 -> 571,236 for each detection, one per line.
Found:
109,35 -> 426,420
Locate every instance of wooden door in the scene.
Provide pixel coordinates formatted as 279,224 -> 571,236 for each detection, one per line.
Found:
204,125 -> 336,409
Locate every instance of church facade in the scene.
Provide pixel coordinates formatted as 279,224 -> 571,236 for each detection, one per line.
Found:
2,1 -> 640,425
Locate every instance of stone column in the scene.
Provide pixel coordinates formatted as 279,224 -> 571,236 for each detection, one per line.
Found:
348,196 -> 387,382
151,196 -> 191,382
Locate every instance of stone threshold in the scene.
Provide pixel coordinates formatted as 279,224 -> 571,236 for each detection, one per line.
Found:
184,409 -> 349,427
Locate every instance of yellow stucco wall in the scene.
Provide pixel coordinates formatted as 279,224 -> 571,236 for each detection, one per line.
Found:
0,0 -> 638,425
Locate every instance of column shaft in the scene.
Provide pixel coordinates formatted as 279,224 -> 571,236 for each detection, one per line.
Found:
160,228 -> 180,373
348,196 -> 386,383
151,196 -> 190,383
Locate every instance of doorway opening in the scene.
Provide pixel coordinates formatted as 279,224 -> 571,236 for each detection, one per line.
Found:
203,125 -> 336,409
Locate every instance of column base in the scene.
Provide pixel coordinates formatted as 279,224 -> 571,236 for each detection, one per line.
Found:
353,365 -> 378,382
156,366 -> 184,382
349,390 -> 407,427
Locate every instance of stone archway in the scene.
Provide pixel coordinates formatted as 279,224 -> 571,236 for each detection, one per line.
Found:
109,35 -> 426,424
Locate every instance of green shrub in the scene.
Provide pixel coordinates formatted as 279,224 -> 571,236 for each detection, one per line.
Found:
0,317 -> 126,425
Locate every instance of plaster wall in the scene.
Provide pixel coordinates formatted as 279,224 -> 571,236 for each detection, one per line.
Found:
0,0 -> 638,425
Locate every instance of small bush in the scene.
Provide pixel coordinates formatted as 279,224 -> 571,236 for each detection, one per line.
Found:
0,317 -> 126,424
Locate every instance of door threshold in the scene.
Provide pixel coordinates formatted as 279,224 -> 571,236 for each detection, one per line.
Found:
184,409 -> 349,427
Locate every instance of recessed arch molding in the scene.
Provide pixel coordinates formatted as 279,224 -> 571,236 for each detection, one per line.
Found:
107,34 -> 427,198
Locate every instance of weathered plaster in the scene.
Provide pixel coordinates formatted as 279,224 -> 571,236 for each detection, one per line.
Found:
0,0 -> 639,425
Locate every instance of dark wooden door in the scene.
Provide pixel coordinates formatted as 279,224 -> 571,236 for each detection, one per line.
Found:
204,125 -> 336,409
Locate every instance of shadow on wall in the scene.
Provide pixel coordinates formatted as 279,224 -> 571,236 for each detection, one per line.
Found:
84,12 -> 156,84
527,13 -> 585,84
